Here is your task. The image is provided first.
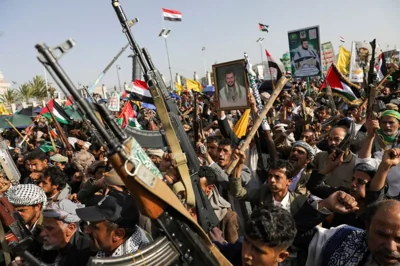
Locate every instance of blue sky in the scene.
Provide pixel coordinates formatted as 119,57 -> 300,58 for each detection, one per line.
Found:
0,0 -> 399,91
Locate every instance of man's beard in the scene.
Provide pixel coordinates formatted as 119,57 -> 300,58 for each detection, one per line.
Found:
42,238 -> 59,250
43,244 -> 58,250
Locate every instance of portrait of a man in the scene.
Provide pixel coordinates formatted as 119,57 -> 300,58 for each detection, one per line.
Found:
288,25 -> 321,78
213,59 -> 249,110
292,40 -> 321,77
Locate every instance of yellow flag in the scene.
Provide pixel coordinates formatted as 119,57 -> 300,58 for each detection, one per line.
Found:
186,78 -> 202,92
233,109 -> 251,138
336,46 -> 351,75
0,103 -> 9,115
175,82 -> 185,95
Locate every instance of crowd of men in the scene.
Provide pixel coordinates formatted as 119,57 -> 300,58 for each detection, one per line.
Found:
0,75 -> 400,266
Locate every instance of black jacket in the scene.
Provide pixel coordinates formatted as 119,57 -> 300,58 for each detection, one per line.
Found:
49,230 -> 94,266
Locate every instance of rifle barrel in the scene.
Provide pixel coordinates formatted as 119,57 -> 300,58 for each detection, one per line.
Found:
35,43 -> 118,152
88,43 -> 130,94
111,0 -> 149,73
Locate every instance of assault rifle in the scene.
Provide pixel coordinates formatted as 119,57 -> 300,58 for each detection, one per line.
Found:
111,0 -> 219,233
35,28 -> 230,266
0,140 -> 20,185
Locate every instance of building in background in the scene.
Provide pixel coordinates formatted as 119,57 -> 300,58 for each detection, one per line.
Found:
0,71 -> 11,95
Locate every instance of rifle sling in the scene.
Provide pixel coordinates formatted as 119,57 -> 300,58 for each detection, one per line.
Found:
0,222 -> 11,265
148,85 -> 196,207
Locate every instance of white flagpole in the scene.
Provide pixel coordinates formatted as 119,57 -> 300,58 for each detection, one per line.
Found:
44,67 -> 48,89
44,67 -> 50,100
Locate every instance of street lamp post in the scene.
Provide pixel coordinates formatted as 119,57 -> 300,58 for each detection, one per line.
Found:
116,64 -> 122,92
159,28 -> 173,88
202,47 -> 206,77
256,37 -> 265,66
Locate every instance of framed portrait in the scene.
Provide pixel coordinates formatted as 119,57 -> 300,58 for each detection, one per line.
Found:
288,25 -> 321,78
212,59 -> 249,111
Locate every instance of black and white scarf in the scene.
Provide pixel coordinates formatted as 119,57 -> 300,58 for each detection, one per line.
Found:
96,226 -> 148,258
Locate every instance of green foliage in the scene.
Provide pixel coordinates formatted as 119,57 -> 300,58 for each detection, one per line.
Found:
29,75 -> 48,101
18,83 -> 34,102
0,89 -> 18,105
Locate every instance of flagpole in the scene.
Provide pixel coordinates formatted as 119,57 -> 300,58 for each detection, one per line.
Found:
44,67 -> 49,99
164,38 -> 173,89
202,47 -> 207,78
116,64 -> 122,92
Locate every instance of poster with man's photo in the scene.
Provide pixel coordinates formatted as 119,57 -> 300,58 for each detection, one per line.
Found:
288,25 -> 321,78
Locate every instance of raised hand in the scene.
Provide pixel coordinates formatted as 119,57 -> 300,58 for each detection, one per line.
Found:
318,191 -> 359,214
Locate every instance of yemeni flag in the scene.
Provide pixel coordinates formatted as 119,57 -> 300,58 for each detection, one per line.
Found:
340,36 -> 345,43
376,53 -> 388,81
319,64 -> 362,104
258,23 -> 269,32
40,99 -> 72,124
162,8 -> 182,22
265,49 -> 282,81
128,80 -> 153,104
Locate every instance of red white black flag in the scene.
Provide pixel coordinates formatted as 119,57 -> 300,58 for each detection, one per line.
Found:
162,8 -> 182,22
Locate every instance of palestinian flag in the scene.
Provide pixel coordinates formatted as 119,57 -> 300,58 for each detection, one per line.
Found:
162,8 -> 182,22
40,99 -> 72,124
65,96 -> 73,107
128,80 -> 153,104
121,90 -> 129,99
265,49 -> 282,81
376,53 -> 388,81
258,23 -> 269,32
117,101 -> 138,129
319,64 -> 362,104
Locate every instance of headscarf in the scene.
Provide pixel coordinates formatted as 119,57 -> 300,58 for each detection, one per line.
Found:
208,188 -> 231,221
292,141 -> 316,161
6,184 -> 47,208
381,110 -> 400,121
43,199 -> 82,223
377,110 -> 400,145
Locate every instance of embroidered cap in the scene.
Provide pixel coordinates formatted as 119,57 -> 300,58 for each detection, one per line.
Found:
6,184 -> 47,208
76,194 -> 139,228
43,199 -> 82,223
292,141 -> 316,161
50,154 -> 68,163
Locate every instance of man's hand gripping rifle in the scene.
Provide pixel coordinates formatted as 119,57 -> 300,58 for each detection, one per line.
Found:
0,196 -> 46,265
35,31 -> 230,266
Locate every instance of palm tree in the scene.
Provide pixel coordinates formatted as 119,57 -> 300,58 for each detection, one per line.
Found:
18,83 -> 34,102
29,75 -> 48,101
0,89 -> 18,105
